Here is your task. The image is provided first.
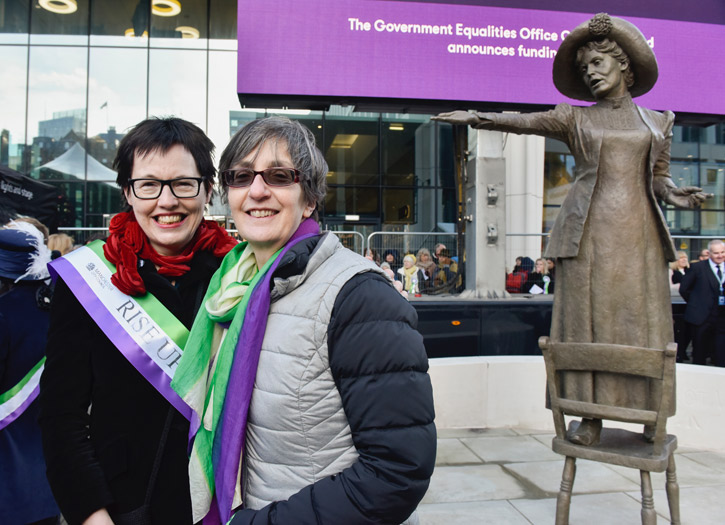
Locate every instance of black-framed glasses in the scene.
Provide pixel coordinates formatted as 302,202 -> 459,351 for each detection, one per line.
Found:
129,178 -> 204,199
221,167 -> 300,188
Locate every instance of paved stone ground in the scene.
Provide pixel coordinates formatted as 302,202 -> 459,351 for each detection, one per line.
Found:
419,427 -> 725,524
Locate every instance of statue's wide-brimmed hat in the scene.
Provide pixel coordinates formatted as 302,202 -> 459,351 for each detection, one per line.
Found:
553,13 -> 658,101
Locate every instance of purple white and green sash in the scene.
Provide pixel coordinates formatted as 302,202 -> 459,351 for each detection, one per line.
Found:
0,357 -> 44,431
171,219 -> 320,524
48,240 -> 193,421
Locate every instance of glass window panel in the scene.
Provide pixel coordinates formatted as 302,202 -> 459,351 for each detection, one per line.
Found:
227,111 -> 265,139
87,47 -> 147,169
700,164 -> 724,205
148,48 -> 206,126
440,187 -> 458,224
0,0 -> 30,43
700,210 -> 725,237
699,163 -> 724,236
30,0 -> 89,45
665,208 -> 698,235
45,180 -> 83,227
150,0 -> 207,49
670,160 -> 699,188
323,115 -> 378,186
210,0 -> 236,49
382,114 -> 430,187
0,45 -> 28,171
410,188 -> 442,232
436,121 -> 456,188
266,110 -> 323,149
86,180 -> 122,216
27,46 -> 87,172
383,188 -> 416,225
543,152 -> 576,232
90,0 -> 149,46
324,186 -> 378,217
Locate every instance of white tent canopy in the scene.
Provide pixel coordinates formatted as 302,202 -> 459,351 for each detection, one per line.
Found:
38,143 -> 117,182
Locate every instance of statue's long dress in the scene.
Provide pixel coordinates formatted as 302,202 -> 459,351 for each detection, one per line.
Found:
550,96 -> 674,412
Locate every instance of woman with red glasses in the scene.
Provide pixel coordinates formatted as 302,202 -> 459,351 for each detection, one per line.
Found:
172,116 -> 436,525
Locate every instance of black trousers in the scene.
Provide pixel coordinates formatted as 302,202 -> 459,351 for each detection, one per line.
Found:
689,306 -> 725,366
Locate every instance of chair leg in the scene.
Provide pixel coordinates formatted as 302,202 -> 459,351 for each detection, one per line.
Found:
666,454 -> 681,524
640,470 -> 657,525
556,456 -> 576,525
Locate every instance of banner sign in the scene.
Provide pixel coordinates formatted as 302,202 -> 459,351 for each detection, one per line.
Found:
237,0 -> 725,115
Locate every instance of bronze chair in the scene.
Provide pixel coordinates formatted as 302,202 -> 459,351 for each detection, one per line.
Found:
539,336 -> 679,525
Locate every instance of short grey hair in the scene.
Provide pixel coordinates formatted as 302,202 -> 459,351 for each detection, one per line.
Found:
708,239 -> 724,251
219,116 -> 327,221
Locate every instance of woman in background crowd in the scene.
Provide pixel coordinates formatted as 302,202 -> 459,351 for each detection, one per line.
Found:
416,247 -> 437,286
48,233 -> 74,258
397,253 -> 426,295
525,258 -> 554,294
670,250 -> 691,362
669,250 -> 690,292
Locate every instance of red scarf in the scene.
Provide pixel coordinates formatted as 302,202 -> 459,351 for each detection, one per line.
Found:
104,212 -> 238,296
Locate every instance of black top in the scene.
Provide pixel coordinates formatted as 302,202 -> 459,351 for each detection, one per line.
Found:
525,272 -> 555,294
38,251 -> 223,525
671,267 -> 687,285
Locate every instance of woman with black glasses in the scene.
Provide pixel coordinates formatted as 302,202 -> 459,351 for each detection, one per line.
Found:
171,116 -> 436,525
38,117 -> 237,525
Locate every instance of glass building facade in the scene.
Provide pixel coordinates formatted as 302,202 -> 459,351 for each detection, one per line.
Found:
1,0 -> 722,261
0,0 -> 457,242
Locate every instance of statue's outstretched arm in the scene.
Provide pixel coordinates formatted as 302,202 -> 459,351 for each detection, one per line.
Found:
652,123 -> 711,208
432,106 -> 572,143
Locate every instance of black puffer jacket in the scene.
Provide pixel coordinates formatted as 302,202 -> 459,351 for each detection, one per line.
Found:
231,235 -> 436,524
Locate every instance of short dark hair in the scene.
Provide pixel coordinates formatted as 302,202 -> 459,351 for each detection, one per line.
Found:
219,117 -> 327,221
114,117 -> 216,209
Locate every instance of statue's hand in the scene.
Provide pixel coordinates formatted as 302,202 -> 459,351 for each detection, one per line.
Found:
431,110 -> 480,126
665,186 -> 711,208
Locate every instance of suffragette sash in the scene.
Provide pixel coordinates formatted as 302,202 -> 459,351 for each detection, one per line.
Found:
0,358 -> 44,430
48,240 -> 193,421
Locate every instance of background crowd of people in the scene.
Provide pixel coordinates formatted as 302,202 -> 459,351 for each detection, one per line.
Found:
506,256 -> 556,295
366,242 -> 462,297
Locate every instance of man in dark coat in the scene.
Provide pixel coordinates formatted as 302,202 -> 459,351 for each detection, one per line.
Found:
679,239 -> 725,366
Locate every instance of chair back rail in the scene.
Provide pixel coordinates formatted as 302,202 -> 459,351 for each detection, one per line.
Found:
539,336 -> 677,454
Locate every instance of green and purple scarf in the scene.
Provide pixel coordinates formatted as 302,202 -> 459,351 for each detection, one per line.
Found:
171,218 -> 320,524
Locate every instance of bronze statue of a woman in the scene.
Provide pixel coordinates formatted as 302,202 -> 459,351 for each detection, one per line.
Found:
435,13 -> 708,445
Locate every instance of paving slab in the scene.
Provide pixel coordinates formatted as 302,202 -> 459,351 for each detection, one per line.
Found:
417,500 -> 530,524
608,453 -> 725,488
461,435 -> 561,463
511,492 -> 669,524
436,438 -> 483,466
505,459 -> 640,495
511,428 -> 554,437
681,450 -> 725,473
436,427 -> 517,439
625,484 -> 725,524
422,464 -> 528,504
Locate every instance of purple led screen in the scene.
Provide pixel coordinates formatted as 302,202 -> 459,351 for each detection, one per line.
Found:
237,0 -> 725,115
